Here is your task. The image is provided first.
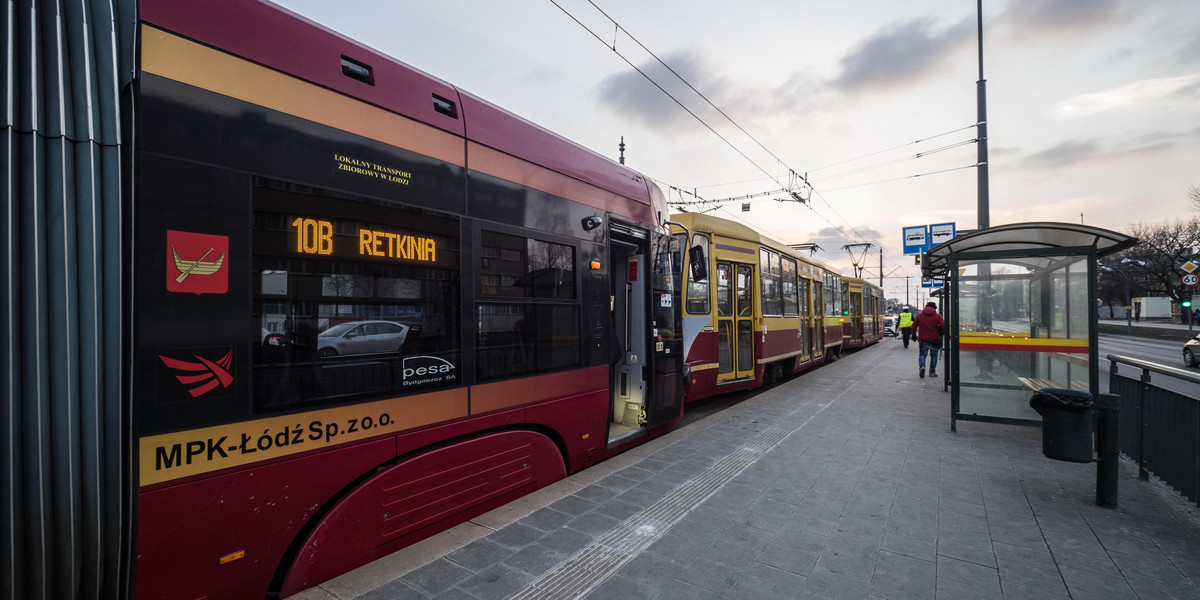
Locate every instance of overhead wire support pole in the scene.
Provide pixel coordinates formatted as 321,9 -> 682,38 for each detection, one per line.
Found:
977,0 -> 990,229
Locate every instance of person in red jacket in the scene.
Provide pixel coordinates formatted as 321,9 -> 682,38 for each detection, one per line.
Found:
913,301 -> 945,378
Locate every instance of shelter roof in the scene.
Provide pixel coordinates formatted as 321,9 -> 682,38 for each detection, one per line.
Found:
922,222 -> 1138,277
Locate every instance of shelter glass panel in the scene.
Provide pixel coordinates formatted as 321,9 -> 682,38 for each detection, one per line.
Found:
954,256 -> 1093,423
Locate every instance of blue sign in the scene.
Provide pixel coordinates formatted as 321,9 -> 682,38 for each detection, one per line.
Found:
929,223 -> 956,249
903,225 -> 928,255
921,276 -> 945,289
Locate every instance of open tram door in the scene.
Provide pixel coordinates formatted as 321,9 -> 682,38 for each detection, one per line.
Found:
608,220 -> 682,445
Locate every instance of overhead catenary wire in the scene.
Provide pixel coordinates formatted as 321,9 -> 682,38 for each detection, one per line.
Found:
548,0 -> 946,285
583,0 -> 799,182
811,138 -> 978,184
818,163 -> 979,193
547,0 -> 801,194
806,123 -> 978,174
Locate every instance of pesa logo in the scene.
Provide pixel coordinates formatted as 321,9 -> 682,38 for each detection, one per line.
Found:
401,356 -> 457,386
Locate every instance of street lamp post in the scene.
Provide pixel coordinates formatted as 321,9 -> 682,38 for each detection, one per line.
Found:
1098,262 -> 1131,335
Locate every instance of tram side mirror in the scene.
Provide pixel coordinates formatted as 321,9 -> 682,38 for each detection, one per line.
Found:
688,245 -> 708,282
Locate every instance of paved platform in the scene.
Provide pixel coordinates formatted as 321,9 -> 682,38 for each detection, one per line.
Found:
294,338 -> 1200,600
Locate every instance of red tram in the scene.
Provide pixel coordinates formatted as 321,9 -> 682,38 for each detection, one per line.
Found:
5,3 -> 887,598
132,1 -> 682,597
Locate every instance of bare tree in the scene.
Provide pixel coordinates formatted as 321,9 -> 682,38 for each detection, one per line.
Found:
1189,185 -> 1200,213
1096,271 -> 1129,318
1113,219 -> 1200,320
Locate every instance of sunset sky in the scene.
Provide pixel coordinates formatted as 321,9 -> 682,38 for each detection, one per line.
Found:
274,0 -> 1199,302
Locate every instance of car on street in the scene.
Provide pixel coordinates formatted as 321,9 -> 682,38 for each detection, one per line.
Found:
1184,333 -> 1200,367
883,316 -> 898,337
317,320 -> 410,357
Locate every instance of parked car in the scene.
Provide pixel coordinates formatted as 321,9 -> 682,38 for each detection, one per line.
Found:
317,320 -> 410,357
883,316 -> 898,337
1184,333 -> 1200,367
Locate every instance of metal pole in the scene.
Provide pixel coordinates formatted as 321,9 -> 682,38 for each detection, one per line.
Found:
1124,276 -> 1131,335
1138,368 -> 1150,480
977,0 -> 989,229
1095,393 -> 1120,508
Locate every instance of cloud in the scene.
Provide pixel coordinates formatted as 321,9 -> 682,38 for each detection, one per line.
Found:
599,15 -> 980,129
803,225 -> 883,253
831,18 -> 973,92
998,0 -> 1127,38
1178,30 -> 1200,66
593,49 -> 830,134
594,50 -> 722,130
1052,74 -> 1200,118
1021,139 -> 1100,169
1016,135 -> 1180,171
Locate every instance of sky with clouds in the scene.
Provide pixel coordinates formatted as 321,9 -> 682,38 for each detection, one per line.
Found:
274,0 -> 1199,303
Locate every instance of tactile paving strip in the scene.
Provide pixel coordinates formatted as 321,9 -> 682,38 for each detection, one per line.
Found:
508,390 -> 833,600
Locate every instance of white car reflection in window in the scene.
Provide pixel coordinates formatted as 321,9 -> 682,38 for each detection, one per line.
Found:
317,320 -> 410,358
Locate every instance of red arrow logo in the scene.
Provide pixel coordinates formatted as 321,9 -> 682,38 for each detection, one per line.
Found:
159,349 -> 234,398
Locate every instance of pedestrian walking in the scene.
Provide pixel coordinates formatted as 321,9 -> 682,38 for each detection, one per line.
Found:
897,307 -> 914,349
913,301 -> 945,378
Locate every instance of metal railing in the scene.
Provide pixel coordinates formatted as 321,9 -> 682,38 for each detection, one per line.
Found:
1108,354 -> 1200,507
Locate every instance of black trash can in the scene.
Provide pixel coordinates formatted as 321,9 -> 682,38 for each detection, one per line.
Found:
1029,388 -> 1094,463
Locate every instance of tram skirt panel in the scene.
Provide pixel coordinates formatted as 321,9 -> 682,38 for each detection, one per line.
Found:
279,429 -> 566,596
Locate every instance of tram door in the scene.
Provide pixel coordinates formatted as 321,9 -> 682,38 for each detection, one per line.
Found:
849,291 -> 863,344
716,262 -> 755,382
813,283 -> 823,357
609,236 -> 648,442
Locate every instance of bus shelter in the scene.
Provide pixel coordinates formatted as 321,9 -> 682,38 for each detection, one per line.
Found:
921,223 -> 1137,430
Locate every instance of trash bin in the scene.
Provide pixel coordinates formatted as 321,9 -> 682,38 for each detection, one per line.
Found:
1029,388 -> 1094,463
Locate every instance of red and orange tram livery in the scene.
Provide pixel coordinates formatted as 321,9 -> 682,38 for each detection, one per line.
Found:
670,213 -> 861,405
841,276 -> 885,350
6,1 -> 886,598
133,1 -> 681,597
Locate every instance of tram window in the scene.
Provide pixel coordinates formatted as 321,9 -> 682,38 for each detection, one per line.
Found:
737,266 -> 753,317
823,274 -> 838,316
760,249 -> 782,316
716,264 -> 732,317
823,274 -> 831,315
475,303 -> 580,380
250,180 -> 461,412
480,230 -> 575,299
476,230 -> 580,381
782,257 -> 799,316
687,234 -> 710,314
799,279 -> 810,317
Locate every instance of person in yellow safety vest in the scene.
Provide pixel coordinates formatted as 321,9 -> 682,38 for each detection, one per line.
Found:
897,307 -> 914,349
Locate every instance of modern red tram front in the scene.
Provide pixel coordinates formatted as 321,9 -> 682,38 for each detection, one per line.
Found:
132,1 -> 682,598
